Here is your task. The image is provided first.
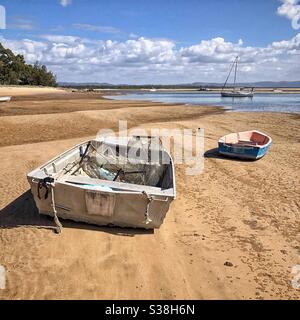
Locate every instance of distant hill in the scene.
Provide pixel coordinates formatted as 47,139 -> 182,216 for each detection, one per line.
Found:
59,81 -> 300,89
242,81 -> 300,88
191,81 -> 300,88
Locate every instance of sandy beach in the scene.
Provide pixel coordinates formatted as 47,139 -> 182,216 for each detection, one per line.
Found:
0,86 -> 299,300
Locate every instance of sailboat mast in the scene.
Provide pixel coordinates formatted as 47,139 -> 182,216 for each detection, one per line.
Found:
221,55 -> 254,98
222,58 -> 236,91
233,56 -> 238,89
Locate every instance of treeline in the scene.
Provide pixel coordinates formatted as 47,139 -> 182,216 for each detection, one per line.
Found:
0,43 -> 57,87
61,84 -> 207,89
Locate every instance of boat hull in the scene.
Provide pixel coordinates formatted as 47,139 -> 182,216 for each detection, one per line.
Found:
28,178 -> 173,229
0,96 -> 11,102
218,141 -> 271,160
218,130 -> 272,160
221,92 -> 253,98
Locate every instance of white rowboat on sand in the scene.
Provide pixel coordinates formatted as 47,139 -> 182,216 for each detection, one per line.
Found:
27,136 -> 176,233
0,96 -> 11,102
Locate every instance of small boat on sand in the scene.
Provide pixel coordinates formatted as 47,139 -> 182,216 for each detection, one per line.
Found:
27,136 -> 176,232
0,96 -> 11,102
218,130 -> 272,160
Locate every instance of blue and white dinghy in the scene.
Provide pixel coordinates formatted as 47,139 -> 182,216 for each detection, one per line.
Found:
218,130 -> 272,160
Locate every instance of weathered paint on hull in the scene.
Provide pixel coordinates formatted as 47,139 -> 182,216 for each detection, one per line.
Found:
27,178 -> 172,229
218,142 -> 271,160
27,139 -> 176,230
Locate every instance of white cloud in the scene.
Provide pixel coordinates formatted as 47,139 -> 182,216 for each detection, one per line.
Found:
278,0 -> 300,19
39,34 -> 81,44
99,37 -> 176,65
1,33 -> 300,83
277,0 -> 300,29
129,33 -> 139,39
180,37 -> 244,63
60,0 -> 72,7
9,17 -> 35,30
73,23 -> 120,34
272,33 -> 300,50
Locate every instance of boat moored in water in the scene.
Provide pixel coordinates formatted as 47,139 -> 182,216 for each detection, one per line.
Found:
221,56 -> 254,98
218,130 -> 272,160
221,91 -> 254,98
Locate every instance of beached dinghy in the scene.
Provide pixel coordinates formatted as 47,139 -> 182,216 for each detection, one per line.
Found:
0,96 -> 11,102
27,136 -> 176,232
218,130 -> 272,160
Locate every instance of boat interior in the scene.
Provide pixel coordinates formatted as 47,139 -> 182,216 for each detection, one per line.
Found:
37,138 -> 174,191
222,131 -> 270,147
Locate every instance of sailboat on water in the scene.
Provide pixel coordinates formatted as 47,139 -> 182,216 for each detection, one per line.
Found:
221,56 -> 254,98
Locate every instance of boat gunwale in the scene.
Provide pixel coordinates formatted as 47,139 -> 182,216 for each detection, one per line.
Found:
59,175 -> 175,198
218,130 -> 272,149
27,138 -> 176,198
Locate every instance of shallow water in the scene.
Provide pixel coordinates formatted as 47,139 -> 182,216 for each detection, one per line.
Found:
106,92 -> 300,113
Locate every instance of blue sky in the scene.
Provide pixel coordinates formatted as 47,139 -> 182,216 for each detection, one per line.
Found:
0,0 -> 299,83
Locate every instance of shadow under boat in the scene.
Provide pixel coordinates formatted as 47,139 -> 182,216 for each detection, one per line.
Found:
204,148 -> 257,162
0,190 -> 153,236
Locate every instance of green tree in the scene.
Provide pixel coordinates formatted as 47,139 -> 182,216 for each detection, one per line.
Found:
0,42 -> 57,86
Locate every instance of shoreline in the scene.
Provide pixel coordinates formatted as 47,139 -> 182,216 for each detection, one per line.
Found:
0,87 -> 299,300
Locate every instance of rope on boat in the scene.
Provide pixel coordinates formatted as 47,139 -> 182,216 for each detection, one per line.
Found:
142,191 -> 153,225
49,182 -> 63,234
36,177 -> 63,234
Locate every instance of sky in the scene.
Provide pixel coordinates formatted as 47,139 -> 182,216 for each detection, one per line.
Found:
0,0 -> 299,84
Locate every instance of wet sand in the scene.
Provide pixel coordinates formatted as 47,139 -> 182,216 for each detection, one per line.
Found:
0,86 -> 299,299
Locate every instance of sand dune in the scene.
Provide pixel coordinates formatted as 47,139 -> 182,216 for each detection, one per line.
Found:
0,88 -> 299,299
